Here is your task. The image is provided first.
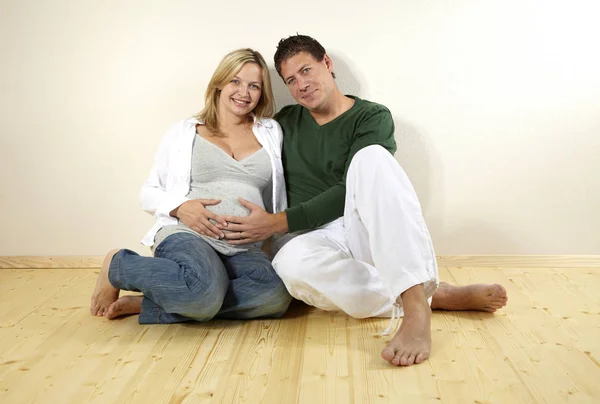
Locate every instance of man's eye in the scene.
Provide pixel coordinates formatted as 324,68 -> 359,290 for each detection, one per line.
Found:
287,78 -> 295,85
303,68 -> 310,73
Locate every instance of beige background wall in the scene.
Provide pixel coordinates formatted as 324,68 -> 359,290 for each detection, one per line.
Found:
1,0 -> 599,256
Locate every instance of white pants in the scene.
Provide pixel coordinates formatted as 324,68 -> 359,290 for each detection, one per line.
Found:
272,145 -> 439,318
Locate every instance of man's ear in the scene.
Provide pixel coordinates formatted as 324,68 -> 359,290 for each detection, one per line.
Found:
323,54 -> 334,72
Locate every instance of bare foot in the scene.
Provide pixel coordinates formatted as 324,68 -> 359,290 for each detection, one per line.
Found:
431,282 -> 508,312
105,295 -> 143,319
90,249 -> 121,317
381,290 -> 432,367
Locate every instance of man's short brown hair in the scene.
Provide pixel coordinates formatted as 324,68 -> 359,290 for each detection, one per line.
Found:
274,34 -> 335,79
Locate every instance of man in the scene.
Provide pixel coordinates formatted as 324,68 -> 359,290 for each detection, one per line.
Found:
218,35 -> 508,366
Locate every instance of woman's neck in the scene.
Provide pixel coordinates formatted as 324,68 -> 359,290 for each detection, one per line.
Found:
218,111 -> 251,131
216,111 -> 252,136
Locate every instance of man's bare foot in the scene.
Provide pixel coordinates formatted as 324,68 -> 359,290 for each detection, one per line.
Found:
431,282 -> 508,312
381,286 -> 432,367
90,249 -> 121,317
105,295 -> 143,319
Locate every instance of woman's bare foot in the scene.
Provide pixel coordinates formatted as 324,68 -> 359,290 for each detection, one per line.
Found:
90,249 -> 121,317
381,285 -> 432,367
431,282 -> 508,312
105,295 -> 143,319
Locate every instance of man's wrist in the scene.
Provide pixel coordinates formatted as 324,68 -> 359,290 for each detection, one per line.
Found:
272,211 -> 289,234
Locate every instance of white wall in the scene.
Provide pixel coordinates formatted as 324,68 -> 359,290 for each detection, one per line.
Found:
1,0 -> 599,255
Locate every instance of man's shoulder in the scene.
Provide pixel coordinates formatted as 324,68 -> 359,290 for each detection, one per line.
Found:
351,97 -> 392,117
274,103 -> 302,122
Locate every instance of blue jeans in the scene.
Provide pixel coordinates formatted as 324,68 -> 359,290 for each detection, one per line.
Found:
108,233 -> 292,324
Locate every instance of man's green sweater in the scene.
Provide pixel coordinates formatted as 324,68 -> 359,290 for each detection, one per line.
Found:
275,96 -> 397,232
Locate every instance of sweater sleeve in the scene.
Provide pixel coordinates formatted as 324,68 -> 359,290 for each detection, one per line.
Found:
285,108 -> 397,232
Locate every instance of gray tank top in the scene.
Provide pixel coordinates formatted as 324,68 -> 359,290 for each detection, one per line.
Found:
154,135 -> 271,255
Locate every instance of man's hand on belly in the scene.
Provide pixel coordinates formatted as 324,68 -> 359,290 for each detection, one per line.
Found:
219,198 -> 289,244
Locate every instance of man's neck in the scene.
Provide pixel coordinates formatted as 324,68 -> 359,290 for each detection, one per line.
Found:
309,91 -> 355,126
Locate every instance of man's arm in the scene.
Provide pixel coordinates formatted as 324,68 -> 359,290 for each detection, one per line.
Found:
220,107 -> 396,243
284,107 -> 396,232
218,198 -> 288,245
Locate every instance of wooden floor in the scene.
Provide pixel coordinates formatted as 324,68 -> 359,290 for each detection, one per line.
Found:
1,264 -> 599,403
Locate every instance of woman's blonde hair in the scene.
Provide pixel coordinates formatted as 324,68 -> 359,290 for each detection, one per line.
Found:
196,48 -> 274,135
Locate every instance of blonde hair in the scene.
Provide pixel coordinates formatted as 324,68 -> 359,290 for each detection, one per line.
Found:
196,48 -> 274,135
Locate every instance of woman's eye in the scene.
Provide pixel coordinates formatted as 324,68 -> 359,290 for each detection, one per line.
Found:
232,79 -> 240,84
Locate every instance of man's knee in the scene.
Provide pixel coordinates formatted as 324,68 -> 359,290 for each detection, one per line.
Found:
348,144 -> 400,178
352,145 -> 394,166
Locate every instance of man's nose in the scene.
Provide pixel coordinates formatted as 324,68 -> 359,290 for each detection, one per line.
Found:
297,77 -> 310,91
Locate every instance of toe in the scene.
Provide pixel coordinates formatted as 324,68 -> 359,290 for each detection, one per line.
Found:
381,347 -> 396,362
415,352 -> 427,364
392,353 -> 403,366
406,354 -> 416,366
400,352 -> 410,366
490,298 -> 505,306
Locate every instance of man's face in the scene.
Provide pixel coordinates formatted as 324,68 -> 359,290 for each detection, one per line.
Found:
280,51 -> 335,112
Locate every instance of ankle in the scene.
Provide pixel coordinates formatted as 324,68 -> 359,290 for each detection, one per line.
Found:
398,284 -> 427,306
404,300 -> 431,317
400,296 -> 431,320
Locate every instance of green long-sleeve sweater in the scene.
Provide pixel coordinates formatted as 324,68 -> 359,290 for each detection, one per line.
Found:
275,96 -> 397,232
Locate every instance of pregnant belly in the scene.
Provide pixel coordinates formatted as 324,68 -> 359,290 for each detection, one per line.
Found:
187,184 -> 265,218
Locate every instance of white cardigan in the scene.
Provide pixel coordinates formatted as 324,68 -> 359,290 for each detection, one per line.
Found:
139,117 -> 288,246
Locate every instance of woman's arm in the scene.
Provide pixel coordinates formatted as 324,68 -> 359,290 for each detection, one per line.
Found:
139,122 -> 227,239
139,124 -> 189,218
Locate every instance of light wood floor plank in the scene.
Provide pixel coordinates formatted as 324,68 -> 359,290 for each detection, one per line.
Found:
449,267 -> 600,403
1,266 -> 599,403
436,255 -> 600,268
0,256 -> 104,269
296,309 -> 353,404
0,269 -> 89,329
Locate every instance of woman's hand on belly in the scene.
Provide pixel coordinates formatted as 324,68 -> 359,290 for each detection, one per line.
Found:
218,198 -> 287,244
170,199 -> 227,239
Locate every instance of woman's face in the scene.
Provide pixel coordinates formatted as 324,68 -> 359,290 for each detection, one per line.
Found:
218,62 -> 263,118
